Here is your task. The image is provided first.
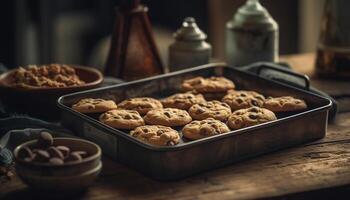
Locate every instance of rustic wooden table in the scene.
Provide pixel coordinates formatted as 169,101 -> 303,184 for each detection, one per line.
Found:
2,53 -> 350,200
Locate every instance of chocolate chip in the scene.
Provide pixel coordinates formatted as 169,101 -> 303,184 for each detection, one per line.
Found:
249,114 -> 258,119
164,112 -> 171,118
236,98 -> 243,104
124,114 -> 132,119
47,146 -> 64,159
32,150 -> 50,162
37,131 -> 53,148
196,108 -> 206,114
240,93 -> 247,97
156,130 -> 164,136
220,103 -> 227,106
56,146 -> 70,158
251,100 -> 259,106
235,111 -> 243,115
49,157 -> 64,165
18,146 -> 33,159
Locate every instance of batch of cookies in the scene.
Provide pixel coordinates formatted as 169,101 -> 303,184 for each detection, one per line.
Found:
72,76 -> 307,147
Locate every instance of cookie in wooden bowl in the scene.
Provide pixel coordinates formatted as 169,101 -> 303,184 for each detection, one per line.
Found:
0,64 -> 103,119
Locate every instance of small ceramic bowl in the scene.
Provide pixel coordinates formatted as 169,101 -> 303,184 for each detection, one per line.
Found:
14,138 -> 102,191
0,65 -> 103,119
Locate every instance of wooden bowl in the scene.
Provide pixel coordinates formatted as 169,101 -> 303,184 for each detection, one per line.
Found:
0,65 -> 103,118
14,138 -> 102,191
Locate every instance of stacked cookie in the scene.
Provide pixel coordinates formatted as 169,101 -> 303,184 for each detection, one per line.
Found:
71,76 -> 307,147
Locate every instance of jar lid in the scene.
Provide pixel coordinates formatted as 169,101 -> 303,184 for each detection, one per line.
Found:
232,0 -> 276,25
174,17 -> 207,41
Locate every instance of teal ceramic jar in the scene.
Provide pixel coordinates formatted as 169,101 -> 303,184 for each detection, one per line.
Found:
226,0 -> 278,67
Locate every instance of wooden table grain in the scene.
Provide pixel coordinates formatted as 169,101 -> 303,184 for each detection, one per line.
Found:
2,53 -> 350,200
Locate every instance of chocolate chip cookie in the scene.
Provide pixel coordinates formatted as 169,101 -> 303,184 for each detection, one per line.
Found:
222,90 -> 265,110
161,92 -> 206,110
188,101 -> 232,121
227,106 -> 277,130
130,125 -> 180,146
144,108 -> 192,127
117,97 -> 163,115
181,76 -> 235,93
72,98 -> 117,113
263,96 -> 307,112
99,110 -> 145,129
182,118 -> 230,140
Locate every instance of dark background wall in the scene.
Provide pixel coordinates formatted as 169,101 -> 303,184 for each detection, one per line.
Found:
0,0 -> 299,68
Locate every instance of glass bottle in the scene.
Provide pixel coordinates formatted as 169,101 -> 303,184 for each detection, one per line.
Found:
315,0 -> 350,78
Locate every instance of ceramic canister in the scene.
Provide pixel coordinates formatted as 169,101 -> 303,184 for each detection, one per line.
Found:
226,0 -> 279,67
169,17 -> 212,71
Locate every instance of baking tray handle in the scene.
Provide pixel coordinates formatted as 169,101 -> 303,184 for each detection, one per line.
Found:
256,63 -> 310,90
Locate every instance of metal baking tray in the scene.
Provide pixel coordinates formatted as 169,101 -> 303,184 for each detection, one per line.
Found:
57,63 -> 332,180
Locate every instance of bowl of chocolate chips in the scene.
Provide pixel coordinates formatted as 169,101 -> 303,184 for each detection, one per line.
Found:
14,131 -> 102,191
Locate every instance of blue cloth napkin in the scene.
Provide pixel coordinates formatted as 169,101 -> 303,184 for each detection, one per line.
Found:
0,116 -> 75,166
